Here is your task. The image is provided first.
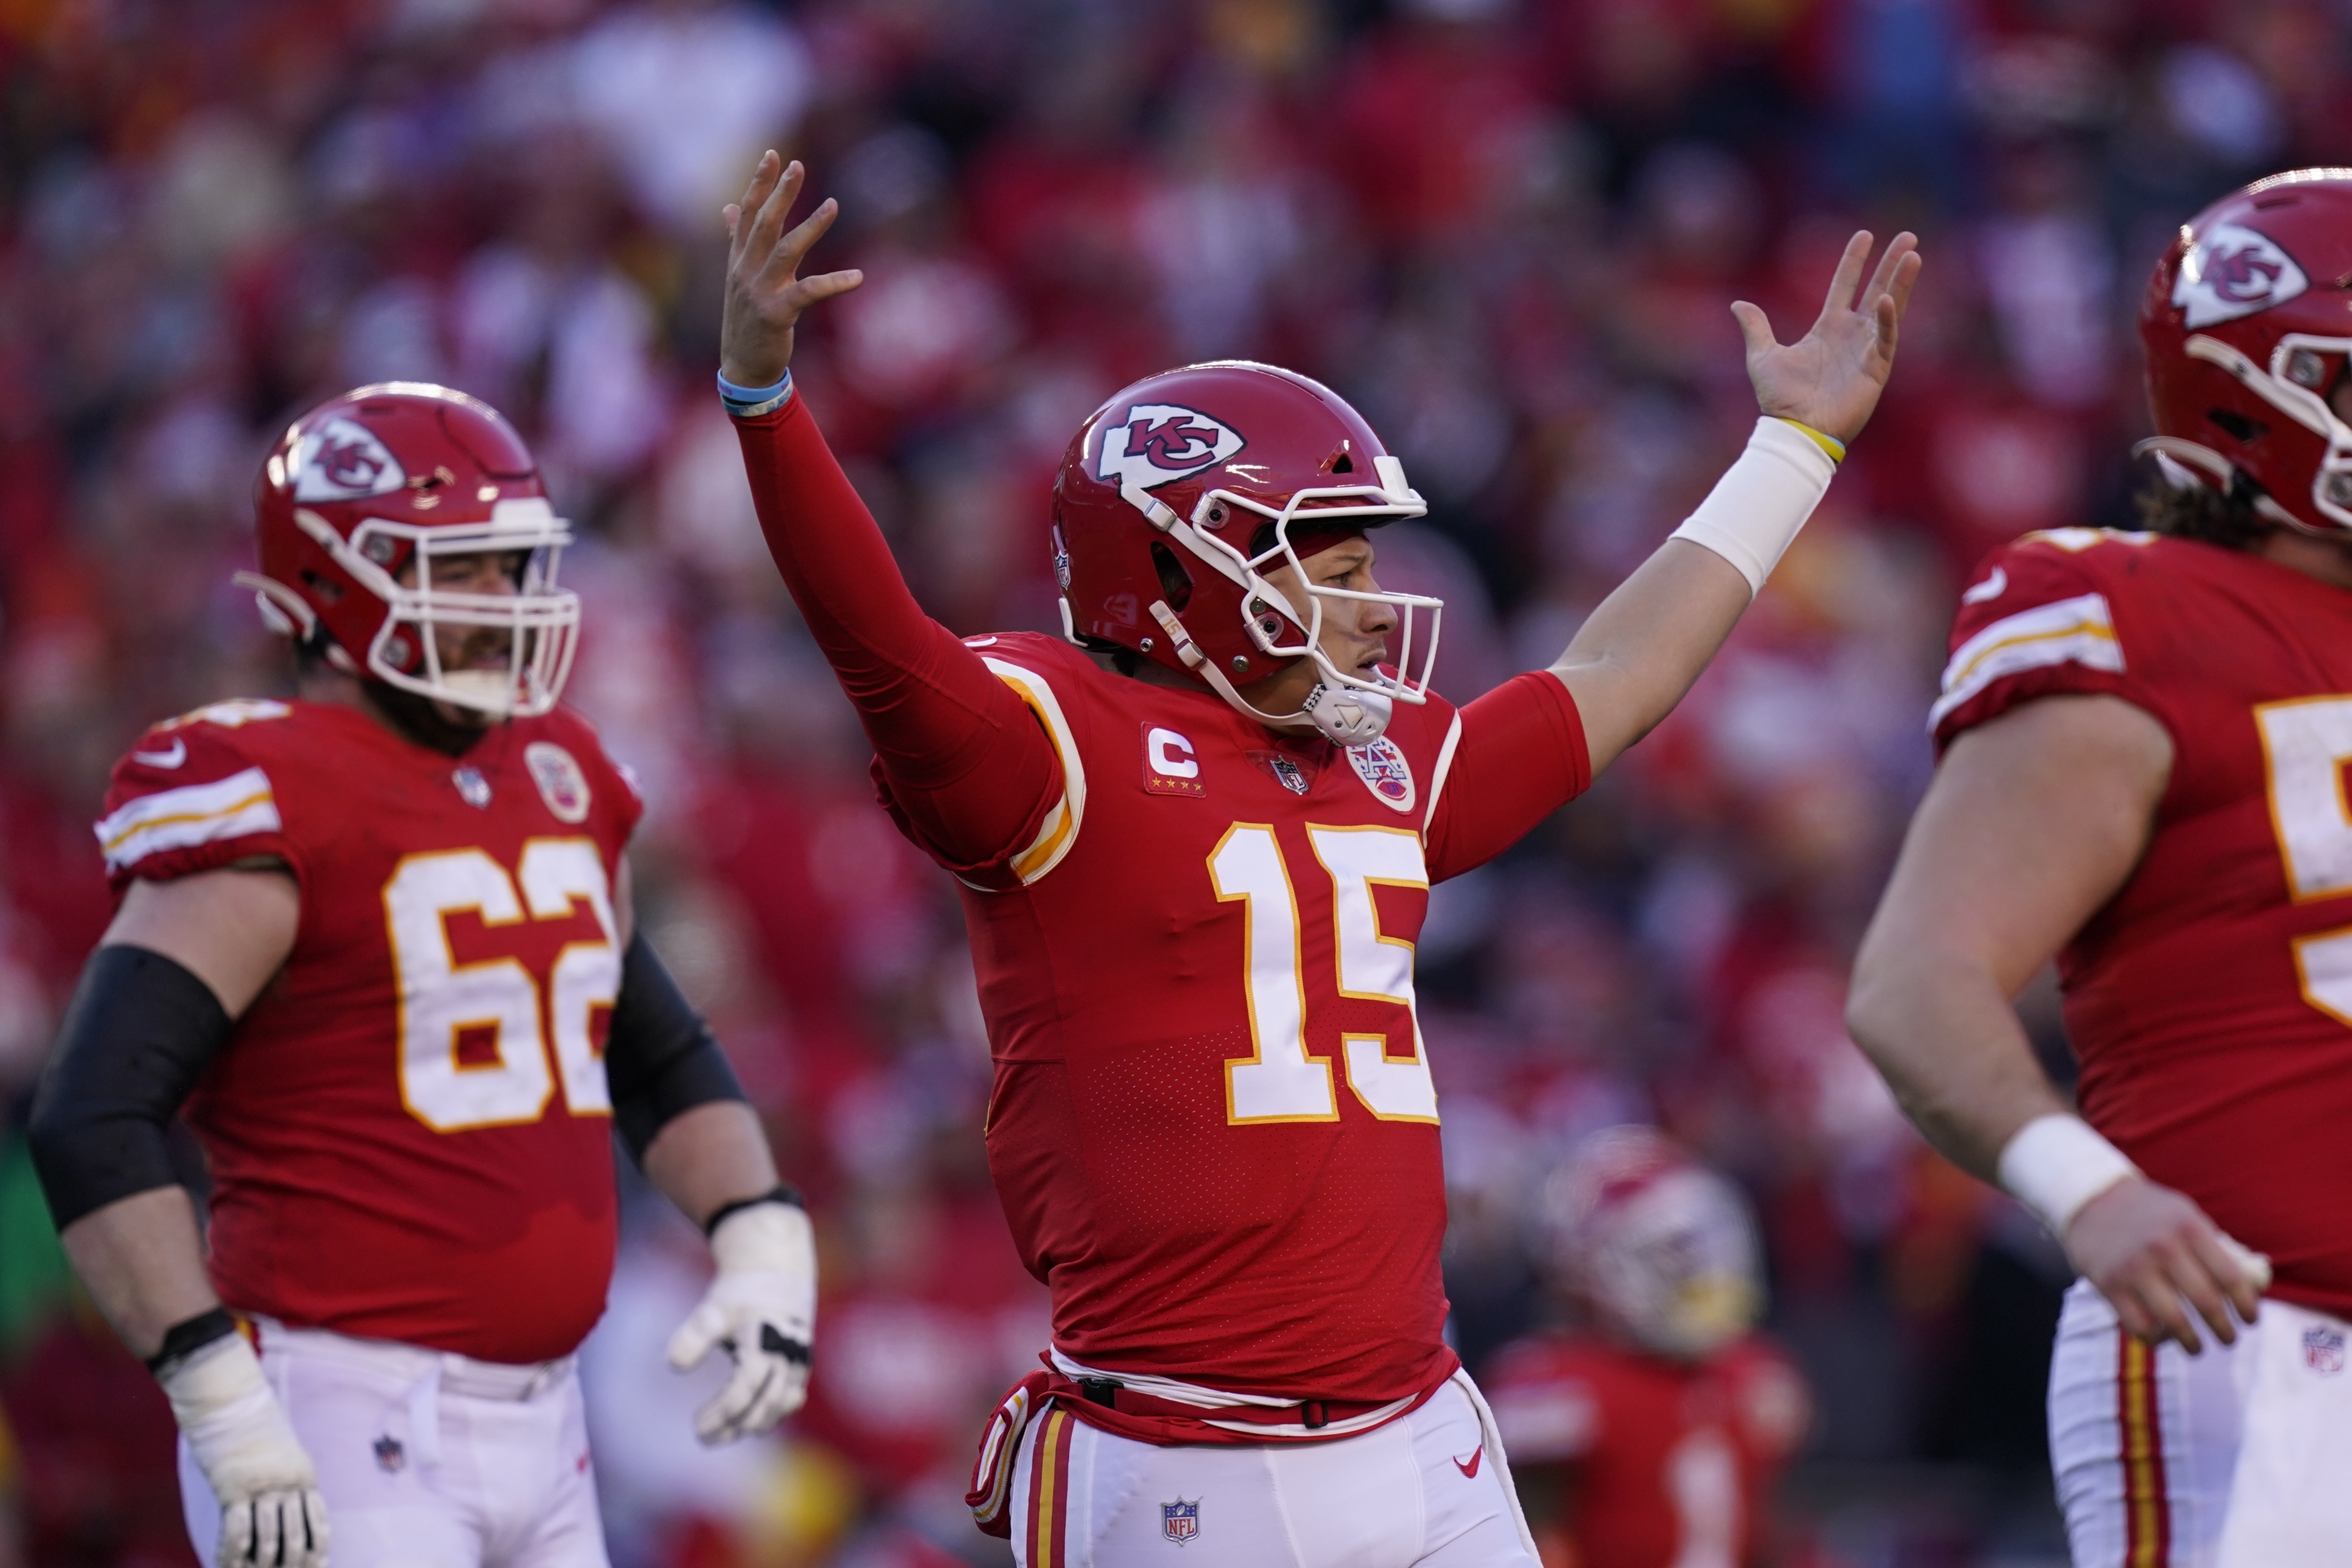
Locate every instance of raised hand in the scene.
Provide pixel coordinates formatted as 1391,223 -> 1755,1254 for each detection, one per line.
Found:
720,152 -> 864,389
1734,230 -> 1923,445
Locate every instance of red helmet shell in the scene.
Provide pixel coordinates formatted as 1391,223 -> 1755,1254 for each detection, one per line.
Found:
248,383 -> 579,715
1053,361 -> 1420,685
2142,170 -> 2352,533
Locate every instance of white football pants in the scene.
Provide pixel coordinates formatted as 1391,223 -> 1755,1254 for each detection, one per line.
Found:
1009,1371 -> 1538,1568
2049,1278 -> 2352,1567
178,1321 -> 608,1568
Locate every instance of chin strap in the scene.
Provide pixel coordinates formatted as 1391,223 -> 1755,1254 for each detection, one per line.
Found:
1146,600 -> 1391,746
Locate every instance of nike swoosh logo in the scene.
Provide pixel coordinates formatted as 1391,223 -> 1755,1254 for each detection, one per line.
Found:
133,739 -> 188,768
1961,566 -> 2008,605
1454,1446 -> 1482,1478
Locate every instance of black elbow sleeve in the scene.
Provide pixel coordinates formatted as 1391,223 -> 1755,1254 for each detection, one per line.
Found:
607,932 -> 747,1161
28,945 -> 231,1230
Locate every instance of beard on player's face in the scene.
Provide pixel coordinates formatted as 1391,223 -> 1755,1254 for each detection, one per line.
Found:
388,549 -> 526,739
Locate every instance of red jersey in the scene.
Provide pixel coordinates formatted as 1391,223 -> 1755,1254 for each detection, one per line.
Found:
729,394 -> 1591,1431
893,633 -> 1581,1407
1934,528 -> 2352,1318
94,697 -> 642,1363
1485,1332 -> 1809,1568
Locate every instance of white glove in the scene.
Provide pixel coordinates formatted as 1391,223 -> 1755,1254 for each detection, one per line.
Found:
667,1198 -> 816,1444
159,1335 -> 330,1568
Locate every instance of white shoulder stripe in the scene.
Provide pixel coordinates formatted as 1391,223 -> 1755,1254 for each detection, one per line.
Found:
94,767 -> 281,872
1930,591 -> 2121,729
1423,710 -> 1463,835
980,657 -> 1086,886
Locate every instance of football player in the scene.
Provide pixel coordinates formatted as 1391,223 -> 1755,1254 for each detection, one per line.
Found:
25,384 -> 816,1568
1847,171 -> 2352,1567
717,152 -> 1918,1567
1485,1128 -> 1809,1568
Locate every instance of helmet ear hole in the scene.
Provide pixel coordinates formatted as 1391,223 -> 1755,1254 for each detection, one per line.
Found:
2209,407 -> 2267,444
1149,542 -> 1193,611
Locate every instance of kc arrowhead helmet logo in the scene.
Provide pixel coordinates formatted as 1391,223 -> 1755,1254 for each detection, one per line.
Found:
1095,403 -> 1244,492
2174,222 -> 2308,328
292,417 -> 407,501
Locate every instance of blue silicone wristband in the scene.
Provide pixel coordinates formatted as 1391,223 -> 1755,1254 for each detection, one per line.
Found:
717,369 -> 794,418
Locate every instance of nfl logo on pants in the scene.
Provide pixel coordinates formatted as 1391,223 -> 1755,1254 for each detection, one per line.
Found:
1161,1498 -> 1200,1544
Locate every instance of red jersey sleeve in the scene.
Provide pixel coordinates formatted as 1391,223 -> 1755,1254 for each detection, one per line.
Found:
1424,671 -> 1591,883
93,700 -> 306,896
1931,529 -> 2174,752
731,394 -> 1059,868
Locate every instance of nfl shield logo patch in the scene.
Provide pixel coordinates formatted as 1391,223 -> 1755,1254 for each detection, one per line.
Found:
1161,1497 -> 1200,1544
2305,1325 -> 2346,1375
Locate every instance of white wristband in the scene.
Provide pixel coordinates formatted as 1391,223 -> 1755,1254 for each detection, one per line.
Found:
1997,1113 -> 2140,1236
1667,417 -> 1840,595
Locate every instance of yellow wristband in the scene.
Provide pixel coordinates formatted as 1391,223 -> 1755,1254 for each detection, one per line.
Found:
1774,418 -> 1846,464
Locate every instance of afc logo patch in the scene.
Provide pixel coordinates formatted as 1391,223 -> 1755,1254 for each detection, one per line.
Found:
1346,735 -> 1416,813
1161,1497 -> 1200,1544
1142,725 -> 1206,797
2305,1325 -> 2346,1375
526,741 -> 592,823
2174,222 -> 2309,328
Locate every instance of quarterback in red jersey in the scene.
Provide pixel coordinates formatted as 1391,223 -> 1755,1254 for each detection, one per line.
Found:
718,153 -> 1918,1566
27,385 -> 815,1568
1486,1129 -> 1809,1568
1849,172 -> 2352,1567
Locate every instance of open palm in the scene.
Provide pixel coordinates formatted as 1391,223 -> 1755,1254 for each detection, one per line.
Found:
720,152 -> 864,389
1736,231 -> 1923,445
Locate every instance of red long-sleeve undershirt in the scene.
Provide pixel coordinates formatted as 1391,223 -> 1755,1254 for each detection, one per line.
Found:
732,397 -> 1056,865
730,394 -> 1590,877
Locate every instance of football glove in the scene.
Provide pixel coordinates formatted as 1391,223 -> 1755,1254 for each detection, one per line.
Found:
159,1335 -> 329,1568
667,1197 -> 816,1444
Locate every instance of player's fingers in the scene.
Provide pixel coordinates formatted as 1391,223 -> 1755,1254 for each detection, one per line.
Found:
787,268 -> 865,310
1816,230 -> 1873,320
251,1491 -> 287,1568
666,1301 -> 727,1371
733,151 -> 780,254
733,1353 -> 804,1435
2130,1268 -> 2204,1354
1883,243 -> 1924,320
2165,1245 -> 2241,1347
219,1499 -> 257,1568
1728,300 -> 1777,360
2194,1228 -> 2265,1325
300,1489 -> 331,1568
743,154 -> 800,265
1860,230 -> 1919,309
697,1358 -> 779,1445
772,196 -> 841,277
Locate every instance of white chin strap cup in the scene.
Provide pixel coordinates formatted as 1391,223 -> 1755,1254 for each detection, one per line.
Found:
1299,682 -> 1392,745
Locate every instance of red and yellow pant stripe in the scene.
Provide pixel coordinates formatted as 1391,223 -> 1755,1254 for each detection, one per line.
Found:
1024,1406 -> 1076,1568
2117,1332 -> 2171,1567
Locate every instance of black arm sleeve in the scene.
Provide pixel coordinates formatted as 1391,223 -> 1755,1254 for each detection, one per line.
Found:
607,931 -> 748,1161
27,944 -> 230,1230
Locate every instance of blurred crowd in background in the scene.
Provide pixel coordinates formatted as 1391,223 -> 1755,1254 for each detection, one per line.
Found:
0,0 -> 2340,1563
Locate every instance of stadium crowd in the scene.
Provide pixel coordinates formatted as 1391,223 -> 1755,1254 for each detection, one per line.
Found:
0,0 -> 2341,1563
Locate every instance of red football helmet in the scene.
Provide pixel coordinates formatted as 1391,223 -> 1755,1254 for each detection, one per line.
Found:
242,383 -> 579,717
1536,1126 -> 1763,1362
2141,169 -> 2352,534
1052,361 -> 1442,745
